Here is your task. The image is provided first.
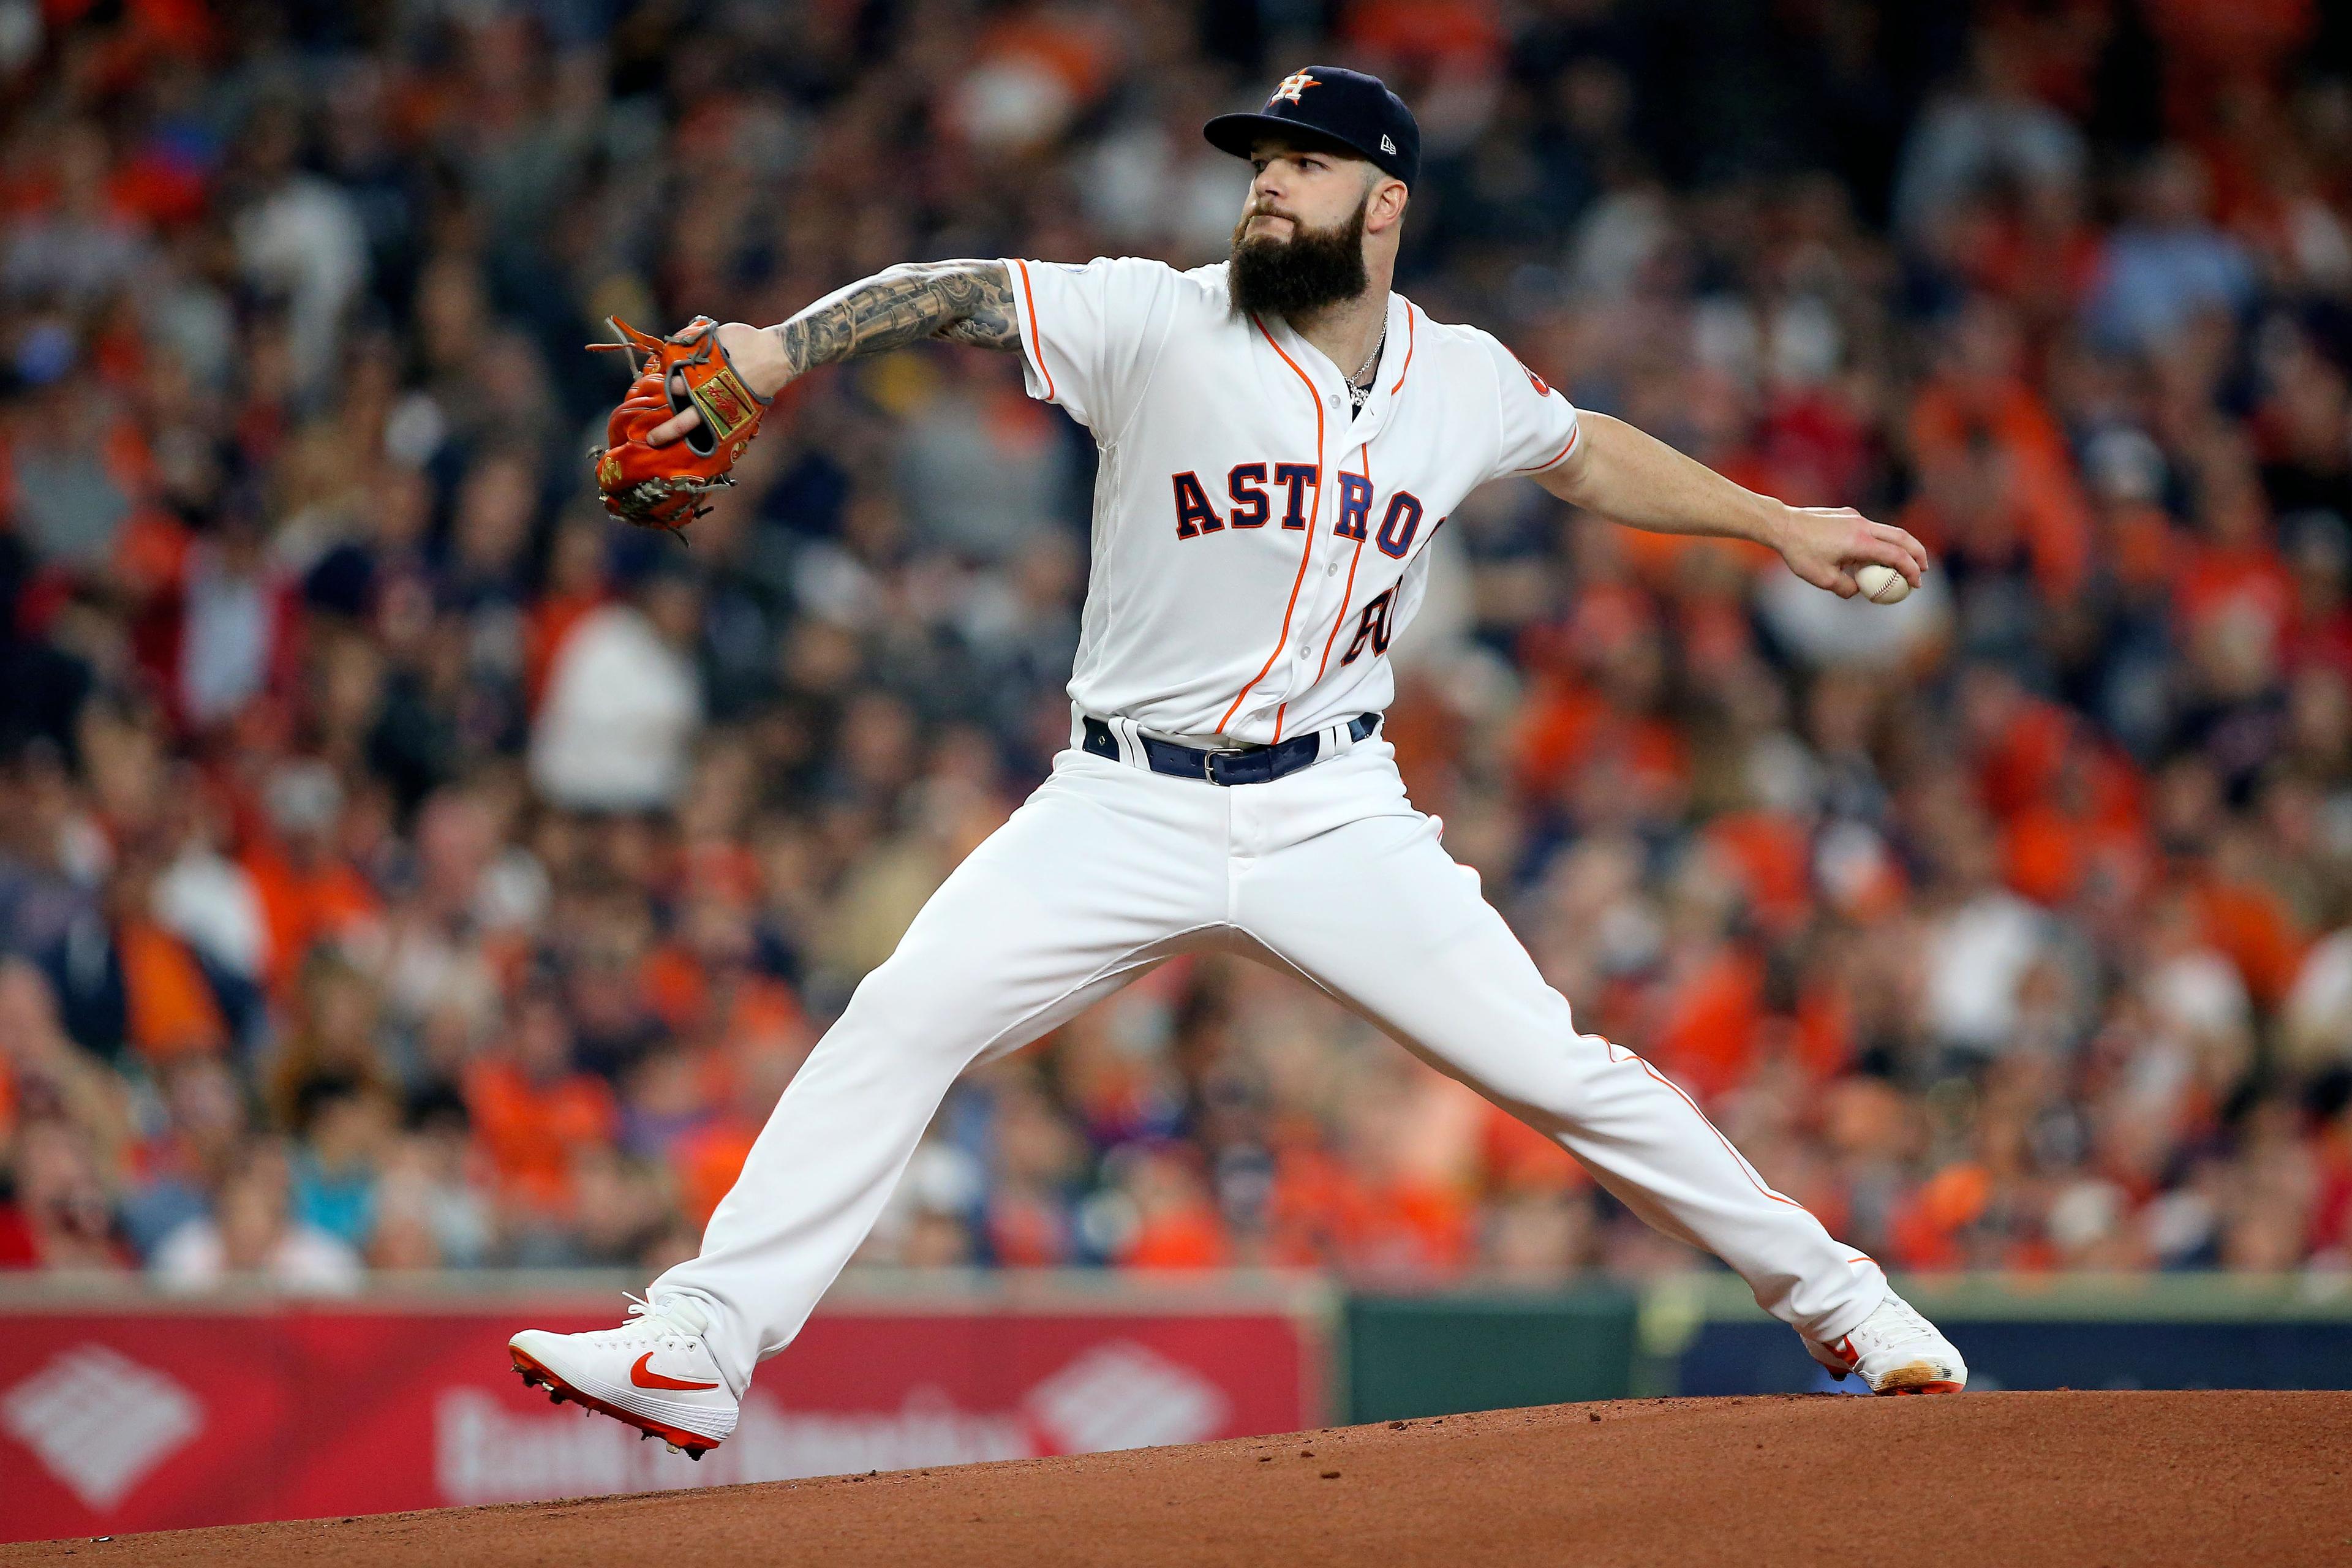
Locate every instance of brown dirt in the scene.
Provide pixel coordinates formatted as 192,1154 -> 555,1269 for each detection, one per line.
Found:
8,1391 -> 2349,1567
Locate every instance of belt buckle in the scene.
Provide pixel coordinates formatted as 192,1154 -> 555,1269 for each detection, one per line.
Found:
1205,750 -> 1234,786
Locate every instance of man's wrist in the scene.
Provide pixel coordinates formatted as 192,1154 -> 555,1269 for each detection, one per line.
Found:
721,323 -> 793,399
1750,497 -> 1793,552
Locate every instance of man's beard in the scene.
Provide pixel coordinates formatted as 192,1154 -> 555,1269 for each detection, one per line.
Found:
1227,195 -> 1370,320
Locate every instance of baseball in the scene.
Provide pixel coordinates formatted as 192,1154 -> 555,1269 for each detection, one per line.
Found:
1855,563 -> 1910,604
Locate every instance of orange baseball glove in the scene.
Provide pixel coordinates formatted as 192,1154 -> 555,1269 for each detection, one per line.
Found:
587,316 -> 772,532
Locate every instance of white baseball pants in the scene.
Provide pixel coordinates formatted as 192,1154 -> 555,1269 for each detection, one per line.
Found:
655,730 -> 1885,1392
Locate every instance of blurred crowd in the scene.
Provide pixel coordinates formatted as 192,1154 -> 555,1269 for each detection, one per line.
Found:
2,0 -> 2351,1295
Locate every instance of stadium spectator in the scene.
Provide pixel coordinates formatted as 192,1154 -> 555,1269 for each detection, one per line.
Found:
150,1140 -> 361,1293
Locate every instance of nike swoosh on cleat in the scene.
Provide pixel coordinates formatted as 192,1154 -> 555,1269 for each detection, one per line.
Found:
630,1351 -> 720,1391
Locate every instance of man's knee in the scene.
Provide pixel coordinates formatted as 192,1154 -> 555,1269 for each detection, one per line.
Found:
830,947 -> 1023,1068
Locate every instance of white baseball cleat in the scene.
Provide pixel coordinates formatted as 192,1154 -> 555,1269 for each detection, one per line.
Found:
508,1294 -> 739,1457
1805,1292 -> 1967,1395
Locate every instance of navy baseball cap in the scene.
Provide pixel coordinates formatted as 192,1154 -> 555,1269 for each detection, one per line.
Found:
1204,66 -> 1420,189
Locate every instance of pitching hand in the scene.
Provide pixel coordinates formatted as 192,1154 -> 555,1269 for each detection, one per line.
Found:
1771,505 -> 1929,598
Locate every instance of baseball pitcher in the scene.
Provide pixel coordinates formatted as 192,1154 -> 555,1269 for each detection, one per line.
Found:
514,66 -> 1966,1458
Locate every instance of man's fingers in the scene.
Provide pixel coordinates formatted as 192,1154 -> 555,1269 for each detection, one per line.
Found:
647,407 -> 703,447
1850,532 -> 1922,587
1785,508 -> 1924,598
1796,557 -> 1859,597
1869,522 -> 1931,578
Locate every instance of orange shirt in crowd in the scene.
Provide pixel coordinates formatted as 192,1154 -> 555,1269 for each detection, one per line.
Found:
1793,988 -> 1857,1084
640,947 -> 804,1047
1343,1181 -> 1475,1276
1888,1161 -> 1993,1272
1973,696 -> 2073,820
2190,876 -> 2305,1008
1908,376 -> 2094,596
118,918 -> 227,1063
1477,1101 -> 1586,1193
1645,943 -> 1769,1106
985,1192 -> 1069,1268
1118,1202 -> 1233,1270
241,845 -> 382,995
2175,540 -> 2295,651
2002,798 -> 2149,907
523,590 -> 606,714
462,1059 -> 620,1212
671,1117 -> 759,1229
1705,810 -> 1814,935
1510,679 -> 1689,806
1266,1146 -> 1473,1277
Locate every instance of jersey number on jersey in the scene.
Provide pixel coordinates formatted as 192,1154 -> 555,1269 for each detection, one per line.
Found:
1175,467 -> 1426,559
1341,587 -> 1396,665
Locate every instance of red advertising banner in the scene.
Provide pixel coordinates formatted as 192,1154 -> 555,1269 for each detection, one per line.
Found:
0,1286 -> 1322,1544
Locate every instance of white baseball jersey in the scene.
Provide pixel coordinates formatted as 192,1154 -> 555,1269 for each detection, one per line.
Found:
998,257 -> 1581,745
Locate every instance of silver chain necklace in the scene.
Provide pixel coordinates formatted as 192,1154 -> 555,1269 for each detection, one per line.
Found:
1346,320 -> 1387,415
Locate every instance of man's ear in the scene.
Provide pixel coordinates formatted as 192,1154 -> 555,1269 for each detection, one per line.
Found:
1366,177 -> 1409,235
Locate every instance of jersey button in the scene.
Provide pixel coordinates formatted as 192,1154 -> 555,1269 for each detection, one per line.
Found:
1326,564 -> 1338,576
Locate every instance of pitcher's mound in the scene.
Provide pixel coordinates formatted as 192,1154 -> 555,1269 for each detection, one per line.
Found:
8,1390 -> 2348,1567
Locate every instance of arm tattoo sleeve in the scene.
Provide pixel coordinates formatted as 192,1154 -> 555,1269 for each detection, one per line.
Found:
774,260 -> 1019,376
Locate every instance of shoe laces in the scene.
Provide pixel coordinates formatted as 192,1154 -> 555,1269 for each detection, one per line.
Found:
620,1292 -> 710,1344
1869,1294 -> 1935,1341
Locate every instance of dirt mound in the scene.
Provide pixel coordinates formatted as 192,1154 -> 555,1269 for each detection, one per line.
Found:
7,1391 -> 2346,1567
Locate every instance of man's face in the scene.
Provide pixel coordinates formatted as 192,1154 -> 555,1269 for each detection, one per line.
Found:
1227,138 -> 1376,319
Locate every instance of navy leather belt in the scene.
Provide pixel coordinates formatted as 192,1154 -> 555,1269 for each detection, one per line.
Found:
1082,713 -> 1379,786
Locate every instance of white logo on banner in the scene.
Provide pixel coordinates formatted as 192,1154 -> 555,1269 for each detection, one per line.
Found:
1023,1341 -> 1229,1452
3,1344 -> 203,1509
434,1339 -> 1230,1504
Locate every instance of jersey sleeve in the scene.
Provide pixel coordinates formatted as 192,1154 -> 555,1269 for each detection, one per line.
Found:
1478,330 -> 1583,484
998,256 -> 1180,440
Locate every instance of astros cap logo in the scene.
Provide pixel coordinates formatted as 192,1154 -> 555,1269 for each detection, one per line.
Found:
1269,70 -> 1319,105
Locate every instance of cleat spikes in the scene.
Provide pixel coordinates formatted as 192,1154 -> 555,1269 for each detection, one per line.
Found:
506,1328 -> 733,1456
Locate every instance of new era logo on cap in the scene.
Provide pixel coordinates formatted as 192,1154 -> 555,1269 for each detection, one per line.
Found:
1381,134 -> 1395,154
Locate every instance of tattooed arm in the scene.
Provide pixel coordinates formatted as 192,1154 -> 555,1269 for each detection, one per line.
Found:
646,261 -> 1016,446
777,260 -> 1020,367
